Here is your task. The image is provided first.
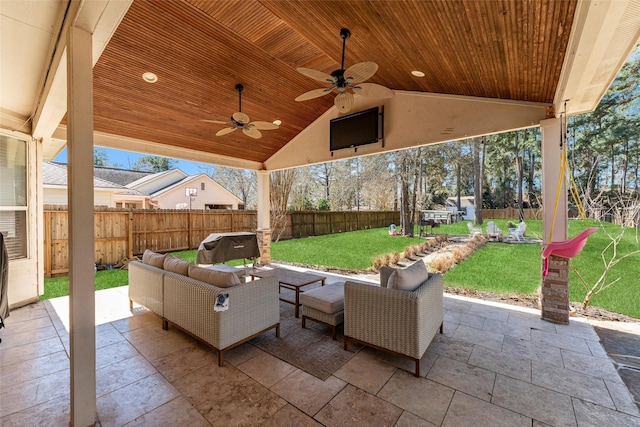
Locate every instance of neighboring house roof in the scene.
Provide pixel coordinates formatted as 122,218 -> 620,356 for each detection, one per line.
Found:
43,161 -> 126,190
45,163 -> 241,203
123,169 -> 197,199
93,165 -> 154,186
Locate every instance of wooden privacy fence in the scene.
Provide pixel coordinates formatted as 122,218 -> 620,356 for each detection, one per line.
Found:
481,208 -> 542,220
43,208 -> 399,277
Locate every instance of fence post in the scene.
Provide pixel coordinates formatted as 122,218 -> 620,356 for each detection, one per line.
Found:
44,210 -> 51,278
128,211 -> 133,258
188,210 -> 192,249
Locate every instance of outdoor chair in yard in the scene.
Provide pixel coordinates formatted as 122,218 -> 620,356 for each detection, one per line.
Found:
467,221 -> 482,236
486,221 -> 502,241
508,221 -> 527,241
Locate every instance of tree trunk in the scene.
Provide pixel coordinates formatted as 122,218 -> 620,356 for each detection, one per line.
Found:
473,137 -> 483,225
515,131 -> 524,222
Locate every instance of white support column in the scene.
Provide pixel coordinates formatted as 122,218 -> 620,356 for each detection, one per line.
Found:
256,170 -> 271,264
541,117 -> 568,243
540,117 -> 570,324
67,26 -> 96,426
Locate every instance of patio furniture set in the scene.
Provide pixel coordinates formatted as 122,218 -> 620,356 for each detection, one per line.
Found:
470,220 -> 527,242
128,249 -> 444,377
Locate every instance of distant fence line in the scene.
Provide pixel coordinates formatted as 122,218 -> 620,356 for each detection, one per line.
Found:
43,207 -> 399,277
480,208 -> 542,221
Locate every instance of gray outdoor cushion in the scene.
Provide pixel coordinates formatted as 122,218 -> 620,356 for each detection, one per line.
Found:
163,255 -> 191,276
142,249 -> 167,269
386,261 -> 429,291
300,283 -> 345,314
188,264 -> 241,288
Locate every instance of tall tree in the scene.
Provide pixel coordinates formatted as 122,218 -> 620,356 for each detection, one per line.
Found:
94,147 -> 109,167
132,155 -> 175,172
473,137 -> 483,224
213,167 -> 256,208
270,169 -> 297,241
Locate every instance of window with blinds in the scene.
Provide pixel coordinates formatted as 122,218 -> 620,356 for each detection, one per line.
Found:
0,134 -> 27,260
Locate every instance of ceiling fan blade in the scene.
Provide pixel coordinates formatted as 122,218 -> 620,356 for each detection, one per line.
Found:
232,112 -> 250,124
243,127 -> 262,139
216,127 -> 237,136
345,62 -> 378,84
353,82 -> 394,98
295,87 -> 333,102
251,121 -> 279,130
200,119 -> 230,125
334,92 -> 355,113
296,67 -> 335,84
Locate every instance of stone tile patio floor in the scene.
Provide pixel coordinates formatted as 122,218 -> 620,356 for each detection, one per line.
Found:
1,284 -> 639,426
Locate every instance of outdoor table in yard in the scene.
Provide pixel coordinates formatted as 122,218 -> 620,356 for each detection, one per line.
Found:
249,267 -> 326,318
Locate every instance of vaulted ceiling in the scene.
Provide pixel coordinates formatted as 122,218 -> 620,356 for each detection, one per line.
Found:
1,0 -> 639,170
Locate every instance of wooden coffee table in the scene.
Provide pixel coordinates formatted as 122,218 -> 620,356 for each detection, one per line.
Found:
249,267 -> 326,318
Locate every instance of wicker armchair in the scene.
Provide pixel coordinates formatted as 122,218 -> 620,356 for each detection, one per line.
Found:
343,268 -> 444,377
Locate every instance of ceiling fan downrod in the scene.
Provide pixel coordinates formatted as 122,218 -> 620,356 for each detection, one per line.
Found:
235,83 -> 244,113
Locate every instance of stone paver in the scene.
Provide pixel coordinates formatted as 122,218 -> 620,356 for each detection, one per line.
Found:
1,286 -> 639,426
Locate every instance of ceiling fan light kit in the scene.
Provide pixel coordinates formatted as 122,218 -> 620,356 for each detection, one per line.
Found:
295,28 -> 393,113
200,83 -> 279,139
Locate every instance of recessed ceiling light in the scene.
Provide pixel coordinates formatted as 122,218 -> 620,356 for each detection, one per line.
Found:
273,120 -> 282,126
411,70 -> 425,77
142,72 -> 158,83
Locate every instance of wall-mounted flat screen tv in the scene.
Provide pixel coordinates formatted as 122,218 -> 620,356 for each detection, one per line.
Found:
329,106 -> 381,152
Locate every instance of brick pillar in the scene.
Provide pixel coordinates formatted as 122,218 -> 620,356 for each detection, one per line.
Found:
541,255 -> 570,324
256,229 -> 271,265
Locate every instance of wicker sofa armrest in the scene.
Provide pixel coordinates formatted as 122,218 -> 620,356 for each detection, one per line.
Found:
128,261 -> 165,316
379,266 -> 395,288
163,273 -> 280,350
344,274 -> 443,360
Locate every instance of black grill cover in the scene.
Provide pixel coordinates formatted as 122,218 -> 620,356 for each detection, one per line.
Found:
196,232 -> 260,264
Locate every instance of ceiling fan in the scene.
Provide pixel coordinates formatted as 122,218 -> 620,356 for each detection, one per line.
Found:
200,83 -> 278,139
295,28 -> 394,113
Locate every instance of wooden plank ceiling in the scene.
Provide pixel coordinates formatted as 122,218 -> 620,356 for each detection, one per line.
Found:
89,0 -> 577,164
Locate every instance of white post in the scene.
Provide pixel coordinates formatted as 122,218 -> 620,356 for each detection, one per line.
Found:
256,170 -> 271,264
541,117 -> 568,243
540,117 -> 570,324
67,26 -> 97,425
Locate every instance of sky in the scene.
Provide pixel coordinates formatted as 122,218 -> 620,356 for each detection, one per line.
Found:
54,146 -> 211,175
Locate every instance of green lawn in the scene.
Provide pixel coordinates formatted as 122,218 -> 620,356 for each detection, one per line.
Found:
269,229 -> 425,270
444,219 -> 640,318
41,269 -> 128,300
42,219 -> 640,318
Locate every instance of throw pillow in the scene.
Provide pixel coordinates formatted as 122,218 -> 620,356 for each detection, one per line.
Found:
386,261 -> 429,291
188,264 -> 241,288
142,249 -> 167,269
163,255 -> 191,276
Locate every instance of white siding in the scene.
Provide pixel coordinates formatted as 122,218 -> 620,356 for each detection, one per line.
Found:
43,186 -> 116,207
156,177 -> 241,210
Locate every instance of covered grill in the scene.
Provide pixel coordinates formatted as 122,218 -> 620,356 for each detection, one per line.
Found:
196,232 -> 260,265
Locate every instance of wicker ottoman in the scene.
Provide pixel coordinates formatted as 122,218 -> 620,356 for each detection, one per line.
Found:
300,282 -> 345,340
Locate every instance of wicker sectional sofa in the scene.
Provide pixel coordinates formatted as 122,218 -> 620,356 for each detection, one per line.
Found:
128,250 -> 280,366
343,261 -> 444,377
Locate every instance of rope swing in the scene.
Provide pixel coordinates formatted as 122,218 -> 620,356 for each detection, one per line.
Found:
542,102 -> 596,276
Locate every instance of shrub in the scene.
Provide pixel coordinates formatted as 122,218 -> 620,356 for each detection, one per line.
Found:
430,254 -> 454,273
373,255 -> 386,271
390,252 -> 401,265
317,198 -> 330,211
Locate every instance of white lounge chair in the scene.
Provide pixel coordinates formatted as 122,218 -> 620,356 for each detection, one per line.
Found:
486,221 -> 501,240
467,222 -> 482,236
508,221 -> 526,241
